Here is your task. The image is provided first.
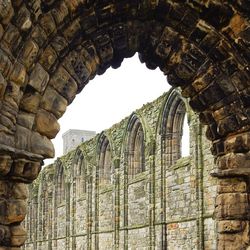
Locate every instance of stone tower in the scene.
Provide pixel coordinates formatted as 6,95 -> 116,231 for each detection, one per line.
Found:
62,129 -> 96,154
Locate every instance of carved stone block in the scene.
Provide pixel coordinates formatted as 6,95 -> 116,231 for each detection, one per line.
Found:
218,153 -> 250,170
4,82 -> 21,110
224,132 -> 250,153
2,24 -> 21,52
0,73 -> 7,100
0,132 -> 14,148
40,86 -> 67,119
0,199 -> 27,225
17,112 -> 35,130
12,159 -> 41,182
10,225 -> 26,247
218,178 -> 247,193
11,183 -> 28,200
9,62 -> 26,87
215,193 -> 248,220
15,125 -> 30,152
0,225 -> 10,246
19,40 -> 39,69
63,50 -> 91,85
30,131 -> 54,158
28,64 -> 49,93
0,0 -> 14,25
31,25 -> 47,48
49,66 -> 78,103
51,2 -> 69,25
39,46 -> 58,72
0,156 -> 12,176
14,5 -> 32,31
0,50 -> 13,78
218,230 -> 250,250
94,33 -> 114,65
35,109 -> 60,139
20,90 -> 42,114
39,12 -> 56,36
51,36 -> 68,57
62,18 -> 81,42
64,0 -> 84,13
0,114 -> 14,132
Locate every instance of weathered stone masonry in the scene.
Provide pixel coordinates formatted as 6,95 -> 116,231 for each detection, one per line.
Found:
23,89 -> 217,249
0,1 -> 249,248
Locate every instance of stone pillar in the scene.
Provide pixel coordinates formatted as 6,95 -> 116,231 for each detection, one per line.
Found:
70,178 -> 76,250
33,201 -> 38,250
48,196 -> 52,250
87,173 -> 93,250
65,183 -> 71,250
0,146 -> 42,249
0,175 -> 28,249
114,158 -> 120,250
149,150 -> 156,248
212,132 -> 250,249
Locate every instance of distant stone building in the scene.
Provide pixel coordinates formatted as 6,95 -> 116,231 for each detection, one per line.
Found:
23,88 -> 217,250
63,129 -> 96,154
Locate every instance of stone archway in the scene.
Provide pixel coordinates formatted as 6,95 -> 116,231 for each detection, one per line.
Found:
0,1 -> 249,248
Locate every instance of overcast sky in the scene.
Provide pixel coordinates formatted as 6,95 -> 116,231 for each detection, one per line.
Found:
44,54 -> 189,165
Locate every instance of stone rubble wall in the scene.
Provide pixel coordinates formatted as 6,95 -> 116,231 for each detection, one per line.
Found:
23,89 -> 217,249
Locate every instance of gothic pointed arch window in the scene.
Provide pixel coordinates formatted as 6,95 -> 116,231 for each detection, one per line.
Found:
37,180 -> 44,240
42,182 -> 49,240
74,149 -> 86,197
98,134 -> 112,185
160,89 -> 190,166
55,161 -> 66,205
127,115 -> 145,177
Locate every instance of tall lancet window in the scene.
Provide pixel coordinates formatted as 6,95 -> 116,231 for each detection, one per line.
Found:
56,162 -> 65,205
74,150 -> 86,197
160,89 -> 190,166
98,135 -> 112,185
127,116 -> 145,177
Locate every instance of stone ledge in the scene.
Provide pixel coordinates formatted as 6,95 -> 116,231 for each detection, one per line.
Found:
76,195 -> 86,202
0,144 -> 44,162
170,156 -> 191,170
57,202 -> 66,208
218,220 -> 246,233
211,168 -> 250,178
128,171 -> 149,185
120,224 -> 150,230
99,184 -> 113,194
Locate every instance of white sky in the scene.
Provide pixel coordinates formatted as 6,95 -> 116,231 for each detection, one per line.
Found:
44,54 -> 189,165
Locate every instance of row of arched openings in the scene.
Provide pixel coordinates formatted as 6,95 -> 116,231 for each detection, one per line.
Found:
55,89 -> 189,203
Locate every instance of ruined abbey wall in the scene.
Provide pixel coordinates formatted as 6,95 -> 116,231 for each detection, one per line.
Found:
23,89 -> 217,250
